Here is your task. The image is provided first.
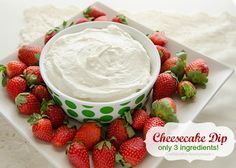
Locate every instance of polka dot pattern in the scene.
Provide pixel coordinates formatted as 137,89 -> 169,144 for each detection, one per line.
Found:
120,101 -> 130,106
65,100 -> 77,109
82,109 -> 95,117
67,109 -> 78,118
100,106 -> 113,114
53,96 -> 62,106
118,107 -> 130,115
135,94 -> 145,104
100,115 -> 113,122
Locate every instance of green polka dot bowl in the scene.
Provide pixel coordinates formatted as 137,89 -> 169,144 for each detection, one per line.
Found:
40,22 -> 160,123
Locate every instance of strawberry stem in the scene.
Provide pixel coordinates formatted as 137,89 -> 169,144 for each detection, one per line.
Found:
0,64 -> 7,87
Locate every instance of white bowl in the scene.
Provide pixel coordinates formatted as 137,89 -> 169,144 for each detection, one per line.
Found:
40,21 -> 160,123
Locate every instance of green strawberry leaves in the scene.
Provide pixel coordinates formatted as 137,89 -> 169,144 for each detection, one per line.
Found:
40,99 -> 48,112
35,53 -> 40,60
151,100 -> 178,123
117,14 -> 128,25
15,92 -> 28,107
180,83 -> 196,101
185,70 -> 208,88
83,6 -> 92,18
0,64 -> 7,87
158,50 -> 163,58
27,113 -> 47,125
125,124 -> 135,138
115,153 -> 132,168
124,110 -> 132,125
46,20 -> 74,35
97,141 -> 104,150
170,50 -> 187,80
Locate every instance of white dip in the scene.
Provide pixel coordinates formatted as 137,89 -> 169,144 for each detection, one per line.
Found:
44,25 -> 151,102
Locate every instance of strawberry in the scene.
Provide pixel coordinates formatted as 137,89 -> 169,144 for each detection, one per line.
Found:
143,117 -> 165,138
44,30 -> 57,44
74,122 -> 102,151
107,118 -> 135,149
149,31 -> 168,46
153,71 -> 178,100
31,85 -> 51,102
27,113 -> 53,142
0,60 -> 27,81
15,92 -> 41,115
76,18 -> 90,24
18,45 -> 42,66
112,15 -> 128,25
24,66 -> 43,86
131,109 -> 149,130
52,125 -> 77,147
44,21 -> 74,44
67,142 -> 90,168
41,100 -> 65,128
151,97 -> 178,123
161,50 -> 187,80
6,76 -> 27,99
185,58 -> 209,87
156,45 -> 171,64
116,137 -> 147,167
94,15 -> 108,21
177,81 -> 196,101
83,6 -> 106,19
93,140 -> 116,168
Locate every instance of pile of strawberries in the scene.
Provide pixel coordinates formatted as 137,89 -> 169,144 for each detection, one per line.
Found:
0,5 -> 210,168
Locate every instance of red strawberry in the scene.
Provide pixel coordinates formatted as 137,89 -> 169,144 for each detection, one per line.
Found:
24,66 -> 43,86
18,45 -> 42,66
149,31 -> 168,46
44,21 -> 73,44
67,142 -> 90,168
93,140 -> 116,168
143,117 -> 165,138
116,137 -> 147,167
153,71 -> 178,100
15,92 -> 41,115
31,85 -> 51,102
156,45 -> 171,64
161,50 -> 187,80
178,81 -> 196,101
0,61 -> 27,81
27,113 -> 53,142
44,30 -> 57,44
52,125 -> 77,147
41,100 -> 65,128
83,6 -> 106,19
76,18 -> 90,24
185,58 -> 209,87
132,109 -> 149,130
107,118 -> 135,149
74,122 -> 101,151
6,76 -> 27,99
94,15 -> 108,21
112,15 -> 128,24
151,97 -> 178,123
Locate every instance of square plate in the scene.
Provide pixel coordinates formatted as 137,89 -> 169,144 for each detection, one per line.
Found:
0,2 -> 234,168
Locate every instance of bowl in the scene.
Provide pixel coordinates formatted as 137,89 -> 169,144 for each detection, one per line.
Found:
40,21 -> 160,123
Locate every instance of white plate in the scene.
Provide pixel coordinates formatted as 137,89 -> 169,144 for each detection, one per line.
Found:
0,2 -> 234,168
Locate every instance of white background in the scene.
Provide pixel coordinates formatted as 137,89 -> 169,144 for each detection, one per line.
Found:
0,0 -> 236,57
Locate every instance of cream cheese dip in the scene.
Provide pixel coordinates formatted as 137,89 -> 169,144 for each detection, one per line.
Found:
44,25 -> 151,102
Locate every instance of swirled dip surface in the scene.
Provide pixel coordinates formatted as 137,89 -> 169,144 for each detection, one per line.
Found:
44,25 -> 151,102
